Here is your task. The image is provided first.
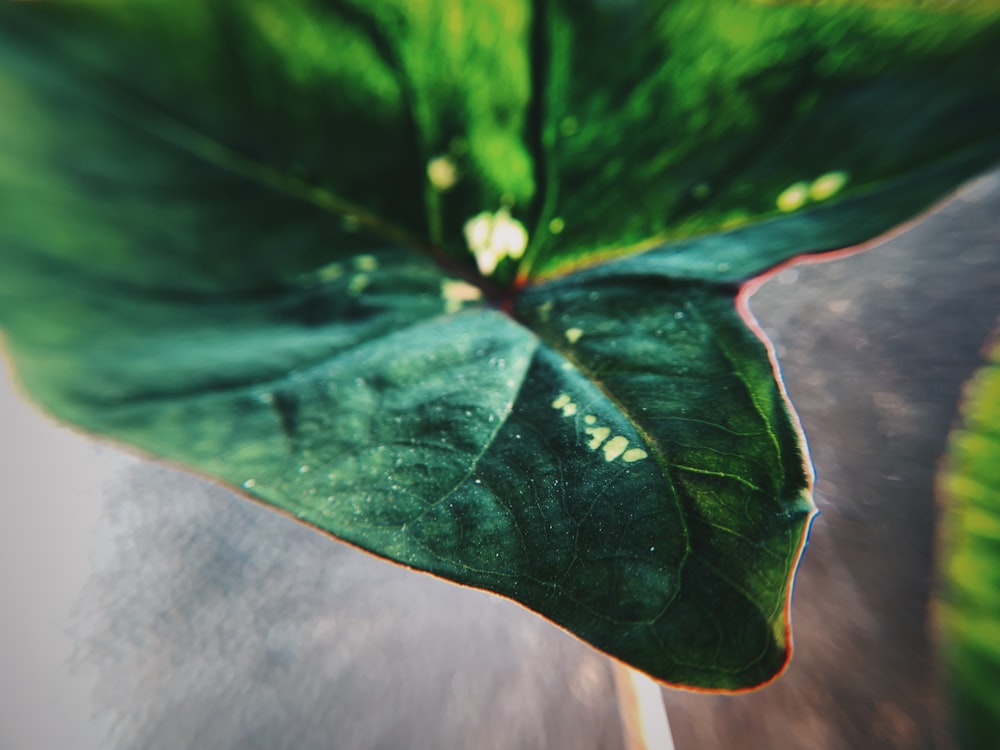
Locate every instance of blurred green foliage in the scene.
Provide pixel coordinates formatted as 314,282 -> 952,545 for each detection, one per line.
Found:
940,331 -> 1000,749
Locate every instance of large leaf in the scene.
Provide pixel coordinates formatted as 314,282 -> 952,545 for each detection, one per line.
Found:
1,0 -> 998,689
939,330 -> 1000,749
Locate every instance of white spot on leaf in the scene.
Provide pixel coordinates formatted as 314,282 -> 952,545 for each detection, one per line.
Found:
464,208 -> 529,276
441,279 -> 483,314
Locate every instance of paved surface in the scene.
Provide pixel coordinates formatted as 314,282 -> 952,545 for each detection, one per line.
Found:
1,172 -> 997,750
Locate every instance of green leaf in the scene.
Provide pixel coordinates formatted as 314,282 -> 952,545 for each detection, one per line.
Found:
1,0 -> 998,689
523,0 -> 1000,281
939,331 -> 1000,749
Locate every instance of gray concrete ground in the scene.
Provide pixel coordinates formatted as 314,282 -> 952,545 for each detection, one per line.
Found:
1,171 -> 997,750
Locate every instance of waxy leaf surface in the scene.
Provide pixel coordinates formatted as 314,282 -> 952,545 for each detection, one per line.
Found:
1,0 -> 999,689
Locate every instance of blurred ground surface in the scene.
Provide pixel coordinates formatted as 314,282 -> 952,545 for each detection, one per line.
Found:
1,172 -> 998,750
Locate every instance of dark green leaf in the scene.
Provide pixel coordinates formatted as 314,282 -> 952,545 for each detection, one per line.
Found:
939,331 -> 1000,749
1,0 -> 998,689
523,0 -> 1000,281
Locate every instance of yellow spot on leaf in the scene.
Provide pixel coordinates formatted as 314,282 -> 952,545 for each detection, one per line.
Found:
548,217 -> 565,234
586,426 -> 611,451
603,435 -> 629,462
551,394 -> 571,409
565,327 -> 583,344
562,402 -> 578,417
316,262 -> 343,282
354,254 -> 378,272
348,274 -> 369,295
776,182 -> 810,212
719,210 -> 750,229
622,448 -> 648,463
809,171 -> 849,202
427,155 -> 459,191
584,415 -> 597,425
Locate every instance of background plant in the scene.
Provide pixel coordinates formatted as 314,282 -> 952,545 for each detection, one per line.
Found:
940,325 -> 1000,750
